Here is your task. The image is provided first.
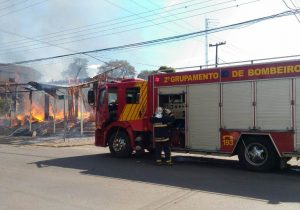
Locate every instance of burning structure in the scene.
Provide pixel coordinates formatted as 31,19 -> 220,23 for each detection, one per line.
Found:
0,64 -> 95,137
0,64 -> 42,128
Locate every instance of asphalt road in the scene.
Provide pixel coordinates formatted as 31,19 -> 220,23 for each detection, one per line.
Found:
0,144 -> 300,210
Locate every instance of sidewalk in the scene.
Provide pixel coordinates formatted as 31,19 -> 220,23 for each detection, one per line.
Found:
0,135 -> 94,147
35,136 -> 94,147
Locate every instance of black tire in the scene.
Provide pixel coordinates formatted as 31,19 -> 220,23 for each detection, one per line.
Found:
108,130 -> 132,158
238,137 -> 279,172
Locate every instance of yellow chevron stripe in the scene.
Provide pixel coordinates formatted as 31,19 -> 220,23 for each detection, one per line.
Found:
119,81 -> 148,121
133,85 -> 147,120
131,83 -> 146,120
123,104 -> 134,120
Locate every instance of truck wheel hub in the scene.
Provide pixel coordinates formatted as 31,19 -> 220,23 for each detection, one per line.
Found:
113,138 -> 126,152
245,143 -> 268,166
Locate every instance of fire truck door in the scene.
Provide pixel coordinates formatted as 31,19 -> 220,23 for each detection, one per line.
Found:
97,88 -> 107,128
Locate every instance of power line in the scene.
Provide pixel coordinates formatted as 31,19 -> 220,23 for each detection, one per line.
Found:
0,0 -> 48,19
105,0 -> 179,34
130,0 -> 190,33
0,0 -> 30,13
0,0 -> 222,51
282,0 -> 300,23
0,0 -> 204,48
0,23 -> 108,64
0,0 -> 255,54
173,54 -> 300,70
147,0 -> 198,31
2,9 -> 297,66
289,0 -> 299,8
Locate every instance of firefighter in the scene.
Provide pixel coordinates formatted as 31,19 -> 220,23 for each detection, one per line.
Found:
150,107 -> 175,166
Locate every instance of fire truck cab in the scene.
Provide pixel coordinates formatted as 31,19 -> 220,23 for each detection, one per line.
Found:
89,79 -> 152,158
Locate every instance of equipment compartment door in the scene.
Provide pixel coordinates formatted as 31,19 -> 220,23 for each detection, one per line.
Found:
188,84 -> 220,151
256,79 -> 292,130
222,82 -> 253,129
296,79 -> 300,151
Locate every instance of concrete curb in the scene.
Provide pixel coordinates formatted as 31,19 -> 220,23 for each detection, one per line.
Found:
33,142 -> 93,148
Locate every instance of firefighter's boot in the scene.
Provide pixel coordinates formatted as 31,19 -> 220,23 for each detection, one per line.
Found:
166,159 -> 173,166
156,160 -> 162,166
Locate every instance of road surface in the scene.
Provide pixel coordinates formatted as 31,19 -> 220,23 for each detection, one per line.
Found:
0,144 -> 299,210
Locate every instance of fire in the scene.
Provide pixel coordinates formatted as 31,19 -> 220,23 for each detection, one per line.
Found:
14,101 -> 93,125
16,114 -> 24,122
30,104 -> 44,122
78,111 -> 91,120
14,103 -> 44,125
50,110 -> 65,121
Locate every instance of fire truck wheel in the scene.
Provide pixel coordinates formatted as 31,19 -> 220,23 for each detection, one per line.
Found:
238,138 -> 279,172
108,131 -> 132,158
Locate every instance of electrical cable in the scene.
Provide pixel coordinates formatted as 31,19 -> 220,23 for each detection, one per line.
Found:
1,9 -> 296,67
282,0 -> 300,23
0,0 -> 30,13
0,0 -> 206,48
0,0 -> 255,54
0,0 -> 48,19
104,0 -> 179,34
146,0 -> 197,31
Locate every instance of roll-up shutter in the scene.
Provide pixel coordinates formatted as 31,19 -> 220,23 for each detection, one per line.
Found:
188,84 -> 220,150
256,79 -> 291,130
222,82 -> 253,129
295,79 -> 300,151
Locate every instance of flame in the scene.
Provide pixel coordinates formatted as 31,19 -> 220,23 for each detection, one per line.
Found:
30,104 -> 44,122
50,109 -> 65,121
16,114 -> 24,122
78,111 -> 91,120
14,101 -> 92,125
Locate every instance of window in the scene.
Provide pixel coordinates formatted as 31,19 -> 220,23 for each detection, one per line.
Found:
99,89 -> 106,106
108,88 -> 117,104
126,87 -> 140,104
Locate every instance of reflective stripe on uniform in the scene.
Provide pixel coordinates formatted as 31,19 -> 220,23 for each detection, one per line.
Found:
153,123 -> 168,128
154,137 -> 169,142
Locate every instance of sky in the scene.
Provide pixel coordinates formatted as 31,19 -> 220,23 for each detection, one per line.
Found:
0,0 -> 299,81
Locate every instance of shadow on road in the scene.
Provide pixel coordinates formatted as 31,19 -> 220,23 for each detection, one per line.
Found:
33,153 -> 300,204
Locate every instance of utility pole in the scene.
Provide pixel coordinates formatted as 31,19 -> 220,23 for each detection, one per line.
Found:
205,18 -> 218,66
205,18 -> 209,66
209,41 -> 226,67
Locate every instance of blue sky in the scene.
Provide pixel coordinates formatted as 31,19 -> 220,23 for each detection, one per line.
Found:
0,0 -> 299,81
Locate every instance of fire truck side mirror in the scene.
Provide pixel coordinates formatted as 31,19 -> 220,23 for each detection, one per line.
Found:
88,89 -> 95,105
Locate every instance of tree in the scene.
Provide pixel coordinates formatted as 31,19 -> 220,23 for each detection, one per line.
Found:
158,66 -> 176,73
137,70 -> 154,80
61,58 -> 89,79
98,60 -> 136,79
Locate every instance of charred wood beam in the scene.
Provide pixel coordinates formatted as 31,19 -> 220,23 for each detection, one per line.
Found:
44,94 -> 50,121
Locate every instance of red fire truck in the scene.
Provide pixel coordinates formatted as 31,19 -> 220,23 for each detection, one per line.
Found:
88,59 -> 300,171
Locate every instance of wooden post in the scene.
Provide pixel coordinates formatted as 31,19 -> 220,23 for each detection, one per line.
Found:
53,97 -> 56,135
44,94 -> 49,121
80,93 -> 83,136
29,91 -> 32,132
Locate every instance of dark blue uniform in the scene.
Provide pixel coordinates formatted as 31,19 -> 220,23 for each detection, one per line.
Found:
150,111 -> 174,165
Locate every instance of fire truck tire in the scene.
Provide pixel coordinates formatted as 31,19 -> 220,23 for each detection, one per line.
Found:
238,137 -> 279,172
108,131 -> 132,158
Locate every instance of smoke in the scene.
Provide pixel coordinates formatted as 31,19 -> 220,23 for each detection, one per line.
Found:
0,0 -> 93,82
